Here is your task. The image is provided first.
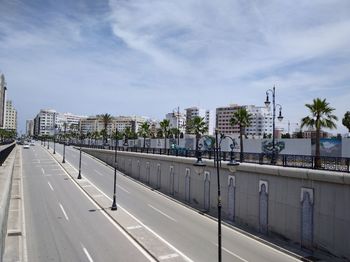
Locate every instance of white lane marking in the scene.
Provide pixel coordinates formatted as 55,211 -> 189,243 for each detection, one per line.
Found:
92,194 -> 104,198
41,168 -> 45,174
46,154 -> 155,261
117,185 -> 130,194
127,225 -> 142,230
94,170 -> 104,176
59,203 -> 69,221
213,243 -> 248,262
47,182 -> 54,191
158,253 -> 179,260
81,178 -> 191,261
82,245 -> 94,262
148,204 -> 177,222
20,149 -> 28,262
82,184 -> 93,188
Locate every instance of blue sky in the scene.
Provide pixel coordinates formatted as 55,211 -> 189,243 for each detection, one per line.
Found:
0,0 -> 350,134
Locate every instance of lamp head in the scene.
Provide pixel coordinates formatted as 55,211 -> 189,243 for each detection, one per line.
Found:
277,109 -> 283,122
193,160 -> 206,175
264,96 -> 270,107
227,160 -> 239,173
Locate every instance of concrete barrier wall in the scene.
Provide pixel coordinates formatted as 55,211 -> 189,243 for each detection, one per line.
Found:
0,146 -> 17,261
82,148 -> 350,259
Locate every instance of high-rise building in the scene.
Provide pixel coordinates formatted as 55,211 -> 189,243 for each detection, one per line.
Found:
216,104 -> 273,137
33,109 -> 86,136
185,106 -> 214,135
26,120 -> 34,137
4,100 -> 17,131
0,74 -> 7,128
165,110 -> 186,134
33,109 -> 57,136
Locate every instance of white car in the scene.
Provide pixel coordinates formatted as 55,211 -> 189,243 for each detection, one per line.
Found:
23,144 -> 30,149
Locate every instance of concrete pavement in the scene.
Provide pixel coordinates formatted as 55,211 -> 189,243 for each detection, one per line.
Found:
20,143 -> 153,262
51,142 -> 302,262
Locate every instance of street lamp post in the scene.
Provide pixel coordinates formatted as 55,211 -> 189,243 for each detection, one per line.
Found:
111,128 -> 118,210
53,135 -> 56,154
62,123 -> 67,163
78,131 -> 82,179
193,130 -> 239,262
173,106 -> 180,147
264,86 -> 283,164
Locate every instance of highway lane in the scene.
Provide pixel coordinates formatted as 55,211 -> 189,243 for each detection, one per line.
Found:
22,144 -> 152,262
52,143 -> 301,262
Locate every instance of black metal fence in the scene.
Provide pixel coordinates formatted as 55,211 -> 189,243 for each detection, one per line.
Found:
0,143 -> 16,166
70,143 -> 350,173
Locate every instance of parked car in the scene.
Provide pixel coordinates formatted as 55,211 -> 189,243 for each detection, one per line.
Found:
23,144 -> 30,149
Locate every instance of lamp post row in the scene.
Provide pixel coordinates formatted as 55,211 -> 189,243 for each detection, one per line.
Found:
42,125 -> 118,212
193,129 -> 239,262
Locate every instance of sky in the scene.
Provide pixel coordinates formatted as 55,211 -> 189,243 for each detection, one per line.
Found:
0,0 -> 349,135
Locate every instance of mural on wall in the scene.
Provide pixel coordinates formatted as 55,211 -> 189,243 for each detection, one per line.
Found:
202,137 -> 214,151
145,138 -> 151,148
185,138 -> 194,150
169,138 -> 177,148
311,138 -> 341,157
261,140 -> 285,155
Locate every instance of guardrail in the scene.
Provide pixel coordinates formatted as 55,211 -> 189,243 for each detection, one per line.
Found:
69,143 -> 350,173
0,143 -> 16,166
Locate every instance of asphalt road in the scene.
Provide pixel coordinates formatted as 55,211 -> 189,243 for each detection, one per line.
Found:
21,144 -> 152,262
48,142 -> 301,262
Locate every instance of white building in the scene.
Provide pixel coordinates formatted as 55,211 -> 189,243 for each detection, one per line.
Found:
80,115 -> 148,135
165,110 -> 186,134
33,109 -> 86,136
216,104 -> 273,138
4,100 -> 17,131
245,105 -> 273,138
26,120 -> 34,137
34,109 -> 57,136
56,112 -> 86,133
185,106 -> 215,135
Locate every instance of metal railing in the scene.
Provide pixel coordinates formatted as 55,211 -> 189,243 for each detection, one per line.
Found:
0,143 -> 16,166
70,143 -> 350,173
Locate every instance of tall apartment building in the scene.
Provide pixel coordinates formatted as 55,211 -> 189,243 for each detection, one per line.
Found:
185,107 -> 215,135
165,111 -> 186,134
26,120 -> 34,137
0,74 -> 7,128
4,100 -> 17,131
33,109 -> 57,136
216,104 -> 273,137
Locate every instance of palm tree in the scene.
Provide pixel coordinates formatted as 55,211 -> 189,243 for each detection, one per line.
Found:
230,107 -> 252,162
342,111 -> 350,136
101,113 -> 112,144
159,119 -> 170,150
187,116 -> 208,151
138,122 -> 151,149
92,131 -> 100,145
301,98 -> 338,168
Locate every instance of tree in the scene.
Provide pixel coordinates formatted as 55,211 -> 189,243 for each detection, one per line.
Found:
187,116 -> 208,151
342,111 -> 350,134
101,113 -> 112,144
301,98 -> 338,168
230,107 -> 252,162
138,122 -> 151,149
159,119 -> 170,149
